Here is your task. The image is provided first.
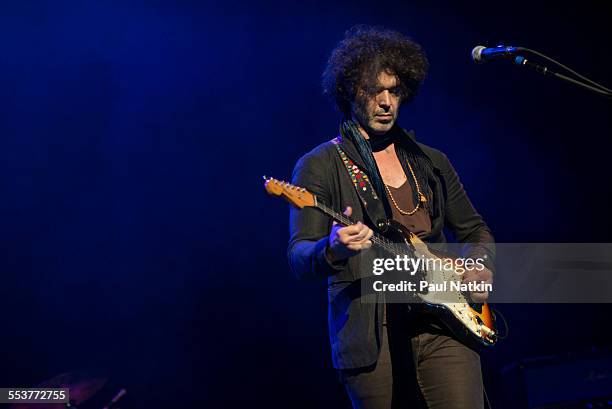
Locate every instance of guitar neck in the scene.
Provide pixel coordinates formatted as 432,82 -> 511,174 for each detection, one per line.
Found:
312,196 -> 401,255
263,176 -> 406,256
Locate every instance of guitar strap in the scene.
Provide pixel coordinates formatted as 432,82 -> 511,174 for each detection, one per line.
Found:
331,137 -> 388,331
331,137 -> 386,225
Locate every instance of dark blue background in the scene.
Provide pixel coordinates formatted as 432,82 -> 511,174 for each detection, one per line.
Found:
1,1 -> 611,407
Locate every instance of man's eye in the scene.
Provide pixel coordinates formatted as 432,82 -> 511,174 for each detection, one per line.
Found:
390,88 -> 401,96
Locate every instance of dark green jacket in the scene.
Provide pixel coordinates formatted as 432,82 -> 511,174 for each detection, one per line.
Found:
287,130 -> 494,369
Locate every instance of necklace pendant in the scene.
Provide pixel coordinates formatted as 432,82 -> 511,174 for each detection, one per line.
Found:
419,193 -> 427,203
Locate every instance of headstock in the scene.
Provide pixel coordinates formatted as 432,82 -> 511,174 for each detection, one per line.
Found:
263,176 -> 316,209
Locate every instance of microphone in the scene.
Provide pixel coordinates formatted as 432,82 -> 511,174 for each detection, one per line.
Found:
471,44 -> 612,97
471,45 -> 521,63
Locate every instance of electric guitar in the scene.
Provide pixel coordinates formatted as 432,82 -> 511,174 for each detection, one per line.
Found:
264,176 -> 497,348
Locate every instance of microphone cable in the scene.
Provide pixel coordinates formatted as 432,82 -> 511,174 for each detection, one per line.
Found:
519,47 -> 611,94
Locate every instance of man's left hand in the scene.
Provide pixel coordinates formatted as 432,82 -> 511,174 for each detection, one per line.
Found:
461,267 -> 493,303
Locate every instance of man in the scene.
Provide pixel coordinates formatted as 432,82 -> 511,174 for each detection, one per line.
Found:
288,26 -> 495,409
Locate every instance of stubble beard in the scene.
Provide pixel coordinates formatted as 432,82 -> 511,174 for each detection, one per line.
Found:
353,96 -> 397,136
353,102 -> 396,138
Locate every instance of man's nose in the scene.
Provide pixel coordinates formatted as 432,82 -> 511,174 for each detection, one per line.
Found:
378,90 -> 391,109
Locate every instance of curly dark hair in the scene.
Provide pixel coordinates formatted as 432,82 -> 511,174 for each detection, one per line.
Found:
322,25 -> 429,116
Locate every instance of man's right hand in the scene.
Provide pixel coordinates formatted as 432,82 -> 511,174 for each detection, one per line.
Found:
326,206 -> 374,263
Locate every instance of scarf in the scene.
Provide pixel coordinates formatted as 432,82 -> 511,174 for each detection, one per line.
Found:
339,119 -> 434,218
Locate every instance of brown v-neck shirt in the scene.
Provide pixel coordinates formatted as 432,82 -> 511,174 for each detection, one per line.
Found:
385,180 -> 431,237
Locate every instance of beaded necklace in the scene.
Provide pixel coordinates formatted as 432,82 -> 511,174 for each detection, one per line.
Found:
384,157 -> 426,216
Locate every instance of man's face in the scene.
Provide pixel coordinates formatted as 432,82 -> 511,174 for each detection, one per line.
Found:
351,70 -> 402,137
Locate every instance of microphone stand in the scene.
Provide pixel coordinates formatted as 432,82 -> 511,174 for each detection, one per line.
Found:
513,56 -> 611,98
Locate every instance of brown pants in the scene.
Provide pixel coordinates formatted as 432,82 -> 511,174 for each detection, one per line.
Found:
339,312 -> 484,409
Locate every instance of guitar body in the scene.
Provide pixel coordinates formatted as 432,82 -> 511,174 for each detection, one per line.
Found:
377,219 -> 497,349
